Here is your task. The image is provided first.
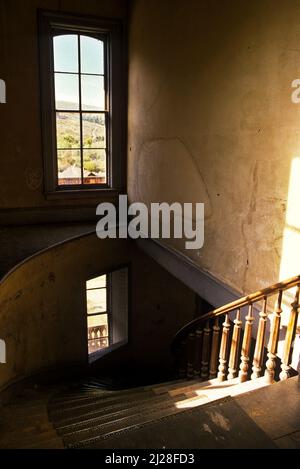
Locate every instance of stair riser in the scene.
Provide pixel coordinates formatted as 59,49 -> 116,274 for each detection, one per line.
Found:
63,400 -> 180,445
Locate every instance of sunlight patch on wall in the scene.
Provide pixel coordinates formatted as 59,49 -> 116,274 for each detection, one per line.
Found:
277,157 -> 300,371
279,157 -> 300,282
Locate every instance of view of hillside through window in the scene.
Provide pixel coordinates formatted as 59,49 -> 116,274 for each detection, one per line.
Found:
53,34 -> 107,186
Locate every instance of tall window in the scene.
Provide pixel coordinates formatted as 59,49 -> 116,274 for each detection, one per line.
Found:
39,11 -> 125,196
54,34 -> 108,186
86,267 -> 129,362
86,274 -> 110,355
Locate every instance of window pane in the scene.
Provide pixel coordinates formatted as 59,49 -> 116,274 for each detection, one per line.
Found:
53,34 -> 78,73
55,73 -> 79,110
83,149 -> 106,184
80,36 -> 104,75
56,112 -> 81,149
81,75 -> 105,111
86,287 -> 107,314
87,314 -> 108,331
88,314 -> 109,354
83,113 -> 106,149
86,275 -> 106,290
57,149 -> 81,185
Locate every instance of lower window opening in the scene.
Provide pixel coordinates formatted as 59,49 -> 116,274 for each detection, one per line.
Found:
86,267 -> 128,361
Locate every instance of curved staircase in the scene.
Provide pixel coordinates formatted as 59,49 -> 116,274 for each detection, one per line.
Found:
47,375 -> 273,449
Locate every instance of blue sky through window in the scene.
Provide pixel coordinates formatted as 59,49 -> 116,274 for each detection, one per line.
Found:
53,34 -> 104,110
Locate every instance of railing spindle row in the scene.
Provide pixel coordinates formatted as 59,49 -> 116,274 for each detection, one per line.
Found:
176,281 -> 300,386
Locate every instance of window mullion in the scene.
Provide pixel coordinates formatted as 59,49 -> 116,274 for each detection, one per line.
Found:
104,38 -> 110,185
78,34 -> 84,184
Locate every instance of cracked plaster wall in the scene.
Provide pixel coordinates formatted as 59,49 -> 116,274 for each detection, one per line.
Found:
128,0 -> 300,295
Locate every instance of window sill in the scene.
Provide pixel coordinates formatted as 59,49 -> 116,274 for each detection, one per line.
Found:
45,188 -> 123,201
88,340 -> 128,364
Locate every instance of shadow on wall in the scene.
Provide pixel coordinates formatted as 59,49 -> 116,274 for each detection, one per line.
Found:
0,233 -> 195,392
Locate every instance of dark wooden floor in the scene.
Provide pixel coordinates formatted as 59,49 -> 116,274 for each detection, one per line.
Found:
236,375 -> 300,448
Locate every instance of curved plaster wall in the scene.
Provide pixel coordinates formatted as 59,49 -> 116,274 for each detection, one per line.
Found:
0,234 -> 195,391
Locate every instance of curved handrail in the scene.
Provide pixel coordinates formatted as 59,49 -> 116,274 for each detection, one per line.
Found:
172,274 -> 300,350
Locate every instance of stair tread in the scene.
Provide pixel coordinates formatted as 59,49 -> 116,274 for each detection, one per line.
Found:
49,389 -> 158,414
63,398 -> 182,445
67,395 -> 234,449
58,395 -> 183,436
51,378 -> 186,405
83,396 -> 276,449
49,392 -> 175,425
68,405 -> 183,448
50,388 -> 155,409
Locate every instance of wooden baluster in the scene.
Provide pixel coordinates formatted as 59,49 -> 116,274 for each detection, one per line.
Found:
279,286 -> 300,380
193,329 -> 203,378
178,340 -> 187,378
239,304 -> 254,382
251,297 -> 268,380
201,321 -> 211,380
227,309 -> 242,380
217,314 -> 231,381
209,318 -> 220,379
265,290 -> 283,383
187,333 -> 195,379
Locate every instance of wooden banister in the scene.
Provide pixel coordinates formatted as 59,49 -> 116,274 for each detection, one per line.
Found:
173,275 -> 300,348
172,275 -> 300,385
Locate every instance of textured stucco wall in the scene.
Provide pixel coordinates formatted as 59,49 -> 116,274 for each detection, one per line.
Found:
0,234 -> 195,390
128,0 -> 300,295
